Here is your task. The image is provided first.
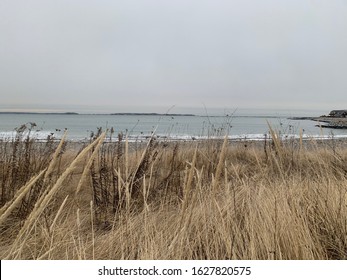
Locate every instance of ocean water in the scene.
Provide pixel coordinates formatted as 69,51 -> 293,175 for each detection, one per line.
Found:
1,109 -> 347,141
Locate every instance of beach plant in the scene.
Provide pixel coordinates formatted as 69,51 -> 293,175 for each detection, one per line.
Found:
0,128 -> 347,259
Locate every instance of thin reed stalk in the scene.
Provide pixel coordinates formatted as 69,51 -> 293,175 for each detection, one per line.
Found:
212,134 -> 228,192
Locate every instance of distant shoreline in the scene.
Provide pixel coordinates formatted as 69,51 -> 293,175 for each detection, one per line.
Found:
110,112 -> 196,116
0,112 -> 79,115
289,116 -> 347,129
0,111 -> 308,118
0,111 -> 196,117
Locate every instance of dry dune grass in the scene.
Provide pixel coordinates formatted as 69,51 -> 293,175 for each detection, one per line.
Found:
0,127 -> 347,260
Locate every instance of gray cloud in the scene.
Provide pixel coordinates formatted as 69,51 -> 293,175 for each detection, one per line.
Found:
1,0 -> 347,113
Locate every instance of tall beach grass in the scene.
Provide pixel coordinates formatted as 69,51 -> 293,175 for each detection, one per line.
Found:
0,125 -> 347,259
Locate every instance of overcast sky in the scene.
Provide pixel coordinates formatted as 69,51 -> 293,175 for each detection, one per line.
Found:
1,0 -> 347,113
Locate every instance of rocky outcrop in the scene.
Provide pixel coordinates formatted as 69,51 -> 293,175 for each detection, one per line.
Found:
289,110 -> 347,129
313,110 -> 347,128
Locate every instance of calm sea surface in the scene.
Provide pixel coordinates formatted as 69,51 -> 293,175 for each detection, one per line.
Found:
1,109 -> 347,141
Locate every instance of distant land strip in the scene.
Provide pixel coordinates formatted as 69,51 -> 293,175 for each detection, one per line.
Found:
110,112 -> 196,116
0,111 -> 196,116
0,112 -> 79,115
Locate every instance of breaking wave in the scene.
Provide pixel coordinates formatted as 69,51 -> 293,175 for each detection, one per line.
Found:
0,130 -> 55,141
1,130 -> 347,143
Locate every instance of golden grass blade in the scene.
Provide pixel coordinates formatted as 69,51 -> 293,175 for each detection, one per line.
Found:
36,246 -> 57,260
90,200 -> 95,260
180,146 -> 198,227
267,120 -> 283,155
43,130 -> 67,183
49,195 -> 69,233
183,145 -> 197,203
113,167 -> 125,186
75,132 -> 107,195
125,134 -> 129,180
129,130 -> 156,189
299,128 -> 303,150
212,134 -> 228,192
0,168 -> 46,226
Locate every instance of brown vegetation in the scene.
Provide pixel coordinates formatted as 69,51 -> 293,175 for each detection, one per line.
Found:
0,126 -> 347,259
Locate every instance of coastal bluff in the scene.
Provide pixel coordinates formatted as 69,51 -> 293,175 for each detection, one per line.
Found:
326,110 -> 347,118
